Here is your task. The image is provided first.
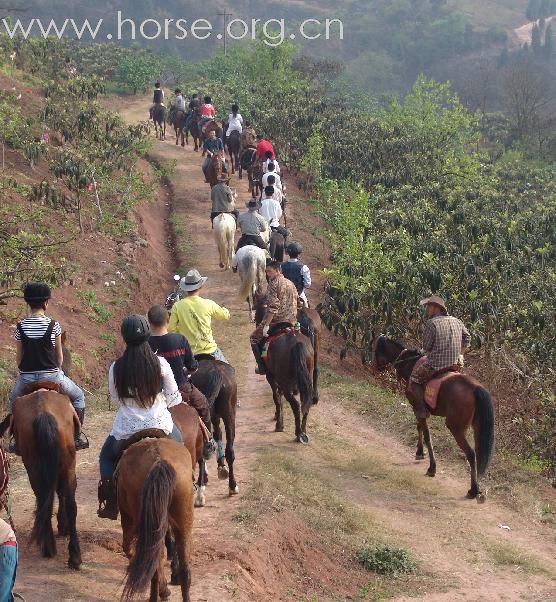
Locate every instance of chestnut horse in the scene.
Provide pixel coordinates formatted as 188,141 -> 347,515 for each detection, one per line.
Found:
0,382 -> 82,569
370,335 -> 495,501
191,360 -> 239,495
171,109 -> 186,147
205,151 -> 224,188
119,438 -> 193,601
223,122 -> 241,175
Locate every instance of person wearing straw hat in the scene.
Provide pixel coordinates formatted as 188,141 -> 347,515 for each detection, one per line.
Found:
210,174 -> 239,226
168,270 -> 231,363
409,295 -> 471,419
236,199 -> 268,252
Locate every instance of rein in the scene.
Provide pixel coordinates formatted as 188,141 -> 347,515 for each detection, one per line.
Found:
392,352 -> 421,367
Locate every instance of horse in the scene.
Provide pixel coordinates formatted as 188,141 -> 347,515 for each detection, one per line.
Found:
151,104 -> 166,140
0,382 -> 82,569
256,297 -> 320,404
169,403 -> 208,508
185,108 -> 201,152
118,438 -> 193,601
171,109 -> 186,147
205,152 -> 224,188
214,213 -> 236,270
370,335 -> 495,501
269,229 -> 285,262
191,360 -> 239,496
256,323 -> 315,443
223,124 -> 241,175
237,245 -> 267,321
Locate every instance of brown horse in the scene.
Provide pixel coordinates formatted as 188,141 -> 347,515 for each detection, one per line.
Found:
171,109 -> 186,147
223,123 -> 241,175
0,382 -> 82,569
256,297 -> 320,404
265,329 -> 315,443
185,109 -> 201,152
118,438 -> 193,601
169,402 -> 207,507
191,360 -> 238,495
205,151 -> 224,188
152,104 -> 166,140
370,335 -> 495,501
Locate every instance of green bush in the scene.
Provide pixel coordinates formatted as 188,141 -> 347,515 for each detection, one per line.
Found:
355,543 -> 417,576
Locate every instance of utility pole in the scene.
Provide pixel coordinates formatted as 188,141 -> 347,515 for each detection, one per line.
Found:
217,8 -> 231,56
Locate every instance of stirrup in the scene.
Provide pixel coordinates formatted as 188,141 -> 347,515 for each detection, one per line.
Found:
74,431 -> 90,451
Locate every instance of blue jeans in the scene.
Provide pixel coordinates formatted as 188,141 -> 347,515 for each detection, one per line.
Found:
8,370 -> 85,413
212,348 -> 229,364
0,543 -> 17,602
99,425 -> 183,480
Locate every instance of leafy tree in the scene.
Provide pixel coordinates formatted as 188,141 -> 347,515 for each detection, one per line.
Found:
544,24 -> 554,58
532,24 -> 543,55
117,52 -> 159,94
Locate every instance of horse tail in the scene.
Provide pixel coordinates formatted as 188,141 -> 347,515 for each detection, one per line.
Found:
239,254 -> 257,300
123,460 -> 176,600
292,341 -> 314,415
214,216 -> 228,264
30,413 -> 60,557
473,387 -> 495,476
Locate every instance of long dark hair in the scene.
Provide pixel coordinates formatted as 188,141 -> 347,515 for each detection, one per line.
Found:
113,341 -> 162,407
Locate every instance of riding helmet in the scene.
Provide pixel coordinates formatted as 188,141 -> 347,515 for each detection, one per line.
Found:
121,314 -> 150,345
286,242 -> 303,256
23,282 -> 52,302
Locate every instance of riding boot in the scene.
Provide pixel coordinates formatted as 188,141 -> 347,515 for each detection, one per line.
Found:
97,478 -> 118,520
202,416 -> 216,459
410,383 -> 430,419
74,408 -> 90,451
251,343 -> 266,375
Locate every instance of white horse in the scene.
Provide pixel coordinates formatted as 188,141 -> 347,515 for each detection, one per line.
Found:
234,245 -> 267,321
214,213 -> 236,270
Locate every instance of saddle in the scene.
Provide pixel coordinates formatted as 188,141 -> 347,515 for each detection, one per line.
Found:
116,429 -> 169,464
201,119 -> 215,135
410,357 -> 462,410
262,323 -> 298,358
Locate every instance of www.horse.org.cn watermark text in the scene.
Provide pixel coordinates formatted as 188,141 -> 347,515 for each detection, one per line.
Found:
1,12 -> 344,46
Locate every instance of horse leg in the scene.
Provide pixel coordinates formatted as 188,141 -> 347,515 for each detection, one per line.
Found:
175,127 -> 179,145
420,418 -> 436,476
312,338 -> 320,404
149,567 -> 160,602
62,475 -> 82,570
181,128 -> 185,147
194,459 -> 206,507
165,530 -> 179,586
121,507 -> 134,559
449,423 -> 479,499
224,415 -> 238,495
284,391 -> 306,444
174,526 -> 192,602
158,560 -> 171,601
213,418 -> 228,480
415,420 -> 425,460
56,480 -> 68,537
268,377 -> 284,431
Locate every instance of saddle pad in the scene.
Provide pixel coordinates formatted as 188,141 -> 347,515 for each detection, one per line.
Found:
263,327 -> 296,358
425,372 -> 460,410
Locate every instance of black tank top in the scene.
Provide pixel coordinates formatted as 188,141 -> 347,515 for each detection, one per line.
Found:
17,319 -> 58,372
153,89 -> 163,103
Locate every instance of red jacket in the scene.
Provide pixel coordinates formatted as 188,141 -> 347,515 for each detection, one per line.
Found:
200,104 -> 216,118
255,139 -> 275,160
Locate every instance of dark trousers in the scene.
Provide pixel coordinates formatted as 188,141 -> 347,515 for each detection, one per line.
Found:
236,234 -> 267,252
179,382 -> 210,423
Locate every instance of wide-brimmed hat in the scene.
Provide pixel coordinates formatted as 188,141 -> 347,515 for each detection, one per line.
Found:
420,295 -> 447,313
179,269 -> 208,292
245,199 -> 258,209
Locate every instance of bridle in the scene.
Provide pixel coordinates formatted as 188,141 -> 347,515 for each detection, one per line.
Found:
370,335 -> 420,368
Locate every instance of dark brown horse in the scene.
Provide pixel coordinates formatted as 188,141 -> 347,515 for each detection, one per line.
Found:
370,335 -> 495,501
269,230 -> 285,262
191,360 -> 239,495
152,104 -> 166,140
206,151 -> 224,188
169,402 -> 207,507
171,109 -> 186,147
185,108 -> 201,152
223,123 -> 241,175
118,438 -> 193,601
0,382 -> 82,569
256,297 -> 320,404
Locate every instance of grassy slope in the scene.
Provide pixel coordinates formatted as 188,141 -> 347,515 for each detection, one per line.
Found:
448,0 -> 528,29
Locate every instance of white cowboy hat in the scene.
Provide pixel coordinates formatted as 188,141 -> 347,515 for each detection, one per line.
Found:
179,269 -> 208,292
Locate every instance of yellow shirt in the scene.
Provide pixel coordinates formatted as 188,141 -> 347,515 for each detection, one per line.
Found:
168,295 -> 230,356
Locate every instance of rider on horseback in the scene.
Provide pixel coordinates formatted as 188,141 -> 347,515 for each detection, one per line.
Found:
183,93 -> 201,131
147,305 -> 215,457
168,270 -> 231,364
202,129 -> 225,182
260,186 -> 288,238
211,174 -> 239,225
198,95 -> 216,132
149,80 -> 165,117
169,88 -> 186,123
226,103 -> 243,137
410,296 -> 471,419
236,199 -> 269,251
282,242 -> 311,308
262,162 -> 283,192
97,314 -> 184,520
240,120 -> 257,154
250,261 -> 299,375
255,135 -> 276,161
4,282 -> 88,453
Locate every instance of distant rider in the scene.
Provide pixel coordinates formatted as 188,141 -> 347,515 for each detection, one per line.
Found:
236,199 -> 268,251
281,242 -> 312,308
211,174 -> 239,226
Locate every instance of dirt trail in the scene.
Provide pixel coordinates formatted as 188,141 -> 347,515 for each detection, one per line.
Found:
514,15 -> 556,44
8,97 -> 556,602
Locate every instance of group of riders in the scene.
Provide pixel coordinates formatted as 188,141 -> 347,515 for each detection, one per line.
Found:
1,84 -> 473,568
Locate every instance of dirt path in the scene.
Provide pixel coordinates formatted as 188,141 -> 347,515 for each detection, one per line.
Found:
8,97 -> 556,602
514,15 -> 555,44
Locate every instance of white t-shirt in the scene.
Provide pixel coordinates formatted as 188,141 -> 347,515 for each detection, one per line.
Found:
260,197 -> 283,227
262,171 -> 282,190
263,158 -> 281,174
227,113 -> 243,132
109,356 -> 181,440
175,95 -> 186,111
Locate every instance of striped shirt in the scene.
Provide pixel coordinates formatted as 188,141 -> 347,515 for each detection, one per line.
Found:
14,315 -> 61,347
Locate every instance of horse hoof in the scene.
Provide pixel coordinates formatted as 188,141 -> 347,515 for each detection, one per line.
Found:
275,424 -> 284,432
476,492 -> 486,504
68,558 -> 82,571
229,485 -> 239,496
297,433 -> 310,444
415,453 -> 425,460
170,575 -> 180,586
426,469 -> 436,477
194,496 -> 206,508
219,262 -> 225,268
217,465 -> 229,480
160,588 -> 171,600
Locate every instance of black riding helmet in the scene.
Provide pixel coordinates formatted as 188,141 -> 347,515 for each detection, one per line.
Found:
121,314 -> 150,345
23,282 -> 51,302
286,242 -> 303,256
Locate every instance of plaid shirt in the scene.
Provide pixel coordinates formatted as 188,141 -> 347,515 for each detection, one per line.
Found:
266,274 -> 298,325
422,315 -> 471,370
